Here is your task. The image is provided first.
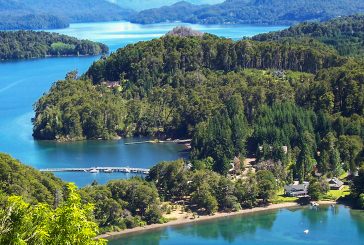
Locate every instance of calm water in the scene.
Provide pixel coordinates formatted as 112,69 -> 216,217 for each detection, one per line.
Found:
0,21 -> 286,186
109,205 -> 364,245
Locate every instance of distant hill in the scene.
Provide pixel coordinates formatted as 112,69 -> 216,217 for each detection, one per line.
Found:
129,0 -> 364,25
108,0 -> 224,11
0,0 -> 135,30
253,15 -> 364,56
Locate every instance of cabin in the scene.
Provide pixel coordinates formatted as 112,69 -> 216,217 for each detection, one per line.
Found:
284,182 -> 309,197
101,81 -> 121,88
328,178 -> 344,190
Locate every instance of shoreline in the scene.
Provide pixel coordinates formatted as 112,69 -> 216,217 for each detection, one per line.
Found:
98,202 -> 301,240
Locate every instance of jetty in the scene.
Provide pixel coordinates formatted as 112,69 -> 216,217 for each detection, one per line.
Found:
39,167 -> 150,174
125,139 -> 191,145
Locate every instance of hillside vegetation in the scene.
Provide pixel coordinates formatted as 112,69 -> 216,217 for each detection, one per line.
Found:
0,31 -> 109,60
0,0 -> 134,30
130,0 -> 364,25
109,0 -> 224,11
32,17 -> 364,207
253,15 -> 364,56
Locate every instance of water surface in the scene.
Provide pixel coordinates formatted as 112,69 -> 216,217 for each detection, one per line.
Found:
109,205 -> 364,245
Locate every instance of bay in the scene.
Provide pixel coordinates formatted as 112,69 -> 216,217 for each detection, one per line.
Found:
0,21 -> 286,186
109,205 -> 364,245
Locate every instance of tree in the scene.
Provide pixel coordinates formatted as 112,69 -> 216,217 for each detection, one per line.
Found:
338,135 -> 363,172
191,183 -> 218,215
234,174 -> 258,208
256,170 -> 276,204
0,183 -> 106,245
215,177 -> 241,211
308,179 -> 329,201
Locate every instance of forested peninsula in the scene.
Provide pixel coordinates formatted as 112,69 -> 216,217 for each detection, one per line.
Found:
33,16 -> 364,203
0,31 -> 108,60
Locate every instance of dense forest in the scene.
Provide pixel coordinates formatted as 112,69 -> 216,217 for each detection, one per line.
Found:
0,31 -> 108,60
0,153 -> 284,238
253,15 -> 364,56
129,0 -> 364,25
1,153 -> 364,241
33,17 -> 364,191
0,0 -> 134,30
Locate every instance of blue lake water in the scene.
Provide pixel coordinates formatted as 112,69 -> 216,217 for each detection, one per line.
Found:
0,21 -> 286,187
109,205 -> 364,245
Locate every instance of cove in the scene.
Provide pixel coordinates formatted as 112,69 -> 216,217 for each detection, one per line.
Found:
0,21 -> 286,186
109,205 -> 364,245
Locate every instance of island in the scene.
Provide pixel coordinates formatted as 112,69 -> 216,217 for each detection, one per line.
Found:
0,31 -> 109,60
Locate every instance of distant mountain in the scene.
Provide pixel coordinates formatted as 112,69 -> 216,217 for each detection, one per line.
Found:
108,0 -> 224,11
129,0 -> 364,25
0,0 -> 135,30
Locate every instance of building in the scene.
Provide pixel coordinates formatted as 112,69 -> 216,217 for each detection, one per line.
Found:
284,182 -> 309,197
328,178 -> 344,190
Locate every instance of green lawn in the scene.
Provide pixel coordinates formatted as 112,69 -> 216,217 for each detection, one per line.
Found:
323,185 -> 351,201
271,189 -> 299,204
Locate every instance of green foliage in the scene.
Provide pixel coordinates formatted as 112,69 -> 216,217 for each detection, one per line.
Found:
0,153 -> 65,205
234,174 -> 259,208
308,179 -> 329,201
0,0 -> 135,30
130,0 -> 364,25
359,194 -> 364,209
33,76 -> 125,140
191,182 -> 218,214
352,167 -> 364,206
0,31 -> 108,60
254,15 -> 364,56
0,183 -> 106,245
256,170 -> 277,204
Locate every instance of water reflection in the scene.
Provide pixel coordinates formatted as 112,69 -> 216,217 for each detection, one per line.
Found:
301,206 -> 329,227
110,206 -> 364,245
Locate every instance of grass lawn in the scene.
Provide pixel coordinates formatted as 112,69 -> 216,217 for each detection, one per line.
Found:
271,189 -> 298,204
323,185 -> 351,201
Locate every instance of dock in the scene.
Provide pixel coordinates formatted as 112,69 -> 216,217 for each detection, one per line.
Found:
125,139 -> 191,145
39,167 -> 150,174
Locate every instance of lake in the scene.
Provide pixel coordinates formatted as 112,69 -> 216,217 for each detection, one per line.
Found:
0,21 -> 286,187
109,205 -> 364,245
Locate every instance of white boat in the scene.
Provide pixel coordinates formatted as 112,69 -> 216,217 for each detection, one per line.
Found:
124,168 -> 131,173
89,168 -> 99,174
304,229 -> 309,234
104,168 -> 113,173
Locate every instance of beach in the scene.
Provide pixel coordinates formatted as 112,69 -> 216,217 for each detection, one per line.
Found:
98,202 -> 301,240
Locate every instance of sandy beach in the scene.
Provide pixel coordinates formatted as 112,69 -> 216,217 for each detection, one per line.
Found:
98,202 -> 300,240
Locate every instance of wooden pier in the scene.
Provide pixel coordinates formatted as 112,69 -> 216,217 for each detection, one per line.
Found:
39,167 -> 150,174
125,139 -> 191,145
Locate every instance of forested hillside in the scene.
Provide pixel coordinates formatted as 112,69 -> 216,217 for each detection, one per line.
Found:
0,0 -> 134,30
130,0 -> 364,25
0,31 -> 108,60
109,0 -> 224,11
253,15 -> 364,56
33,18 -> 364,198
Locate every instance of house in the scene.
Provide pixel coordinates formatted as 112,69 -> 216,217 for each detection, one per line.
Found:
101,81 -> 121,88
284,182 -> 309,197
328,178 -> 344,190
